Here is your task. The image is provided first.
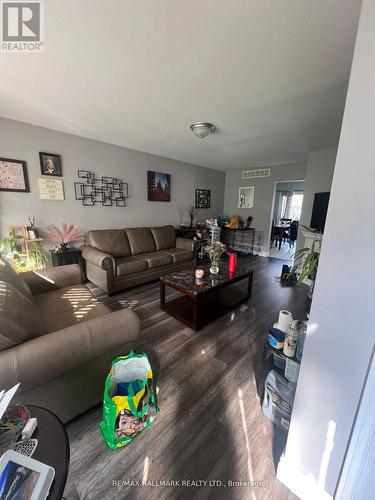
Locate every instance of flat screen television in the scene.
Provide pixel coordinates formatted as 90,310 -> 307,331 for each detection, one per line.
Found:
310,192 -> 330,233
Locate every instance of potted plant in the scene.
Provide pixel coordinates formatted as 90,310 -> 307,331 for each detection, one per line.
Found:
0,233 -> 47,272
288,227 -> 321,297
204,241 -> 226,274
43,223 -> 83,252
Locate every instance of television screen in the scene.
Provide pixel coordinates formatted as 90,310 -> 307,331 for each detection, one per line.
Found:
310,192 -> 330,232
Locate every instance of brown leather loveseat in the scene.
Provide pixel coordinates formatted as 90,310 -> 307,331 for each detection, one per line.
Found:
81,225 -> 197,294
0,259 -> 140,422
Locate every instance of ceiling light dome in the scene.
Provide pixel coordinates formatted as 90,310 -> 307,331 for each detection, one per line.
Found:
190,122 -> 216,139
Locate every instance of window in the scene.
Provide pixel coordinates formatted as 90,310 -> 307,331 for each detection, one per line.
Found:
278,191 -> 304,221
289,193 -> 304,221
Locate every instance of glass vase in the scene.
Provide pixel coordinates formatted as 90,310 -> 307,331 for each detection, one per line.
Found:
209,261 -> 220,274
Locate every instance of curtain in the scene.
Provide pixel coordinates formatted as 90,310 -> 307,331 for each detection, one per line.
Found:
281,191 -> 293,218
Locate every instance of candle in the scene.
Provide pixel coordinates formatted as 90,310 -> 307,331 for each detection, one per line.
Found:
195,269 -> 204,279
228,253 -> 237,273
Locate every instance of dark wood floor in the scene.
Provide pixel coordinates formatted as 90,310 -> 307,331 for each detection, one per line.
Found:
64,257 -> 307,500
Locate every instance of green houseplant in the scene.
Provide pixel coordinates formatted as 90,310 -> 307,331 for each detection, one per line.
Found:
0,233 -> 47,272
288,227 -> 321,297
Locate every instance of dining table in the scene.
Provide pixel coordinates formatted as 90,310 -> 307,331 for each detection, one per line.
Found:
273,223 -> 291,250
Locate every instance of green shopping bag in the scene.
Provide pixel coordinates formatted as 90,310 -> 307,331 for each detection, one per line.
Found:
100,351 -> 159,450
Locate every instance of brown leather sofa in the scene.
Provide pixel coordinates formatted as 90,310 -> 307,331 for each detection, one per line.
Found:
81,225 -> 197,294
0,259 -> 140,423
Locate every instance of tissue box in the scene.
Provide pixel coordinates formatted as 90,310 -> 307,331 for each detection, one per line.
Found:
268,328 -> 285,350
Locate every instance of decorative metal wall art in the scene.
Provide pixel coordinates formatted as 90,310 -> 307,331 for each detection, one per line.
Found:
74,170 -> 129,207
195,189 -> 211,209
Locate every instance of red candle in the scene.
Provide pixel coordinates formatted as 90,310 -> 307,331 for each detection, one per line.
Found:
228,253 -> 237,273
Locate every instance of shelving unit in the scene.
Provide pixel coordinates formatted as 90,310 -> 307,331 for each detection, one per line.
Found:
221,227 -> 257,254
258,341 -> 301,399
8,225 -> 44,253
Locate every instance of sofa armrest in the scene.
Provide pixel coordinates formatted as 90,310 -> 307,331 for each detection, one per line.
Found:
81,245 -> 114,270
176,237 -> 199,253
0,309 -> 140,392
21,264 -> 83,296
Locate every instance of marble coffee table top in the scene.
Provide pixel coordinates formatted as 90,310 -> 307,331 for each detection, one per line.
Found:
160,264 -> 251,294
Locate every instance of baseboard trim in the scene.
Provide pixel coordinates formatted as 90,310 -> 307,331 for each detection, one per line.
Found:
277,455 -> 333,500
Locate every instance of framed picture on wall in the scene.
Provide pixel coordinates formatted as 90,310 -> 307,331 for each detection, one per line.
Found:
38,178 -> 65,200
195,189 -> 211,209
0,158 -> 29,192
39,152 -> 62,176
147,171 -> 171,202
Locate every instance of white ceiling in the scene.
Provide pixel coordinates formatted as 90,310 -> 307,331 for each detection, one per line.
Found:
0,0 -> 362,171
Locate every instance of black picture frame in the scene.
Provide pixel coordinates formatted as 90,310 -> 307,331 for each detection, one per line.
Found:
39,152 -> 62,177
195,189 -> 211,209
147,171 -> 171,202
0,157 -> 29,192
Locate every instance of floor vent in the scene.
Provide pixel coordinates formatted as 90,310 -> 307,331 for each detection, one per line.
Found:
242,168 -> 270,179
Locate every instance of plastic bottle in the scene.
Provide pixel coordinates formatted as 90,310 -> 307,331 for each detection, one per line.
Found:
296,321 -> 307,362
283,320 -> 299,358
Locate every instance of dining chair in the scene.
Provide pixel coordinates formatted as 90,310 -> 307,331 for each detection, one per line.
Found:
288,220 -> 299,248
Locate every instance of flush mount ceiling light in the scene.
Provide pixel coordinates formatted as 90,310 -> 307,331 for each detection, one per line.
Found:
190,122 -> 216,139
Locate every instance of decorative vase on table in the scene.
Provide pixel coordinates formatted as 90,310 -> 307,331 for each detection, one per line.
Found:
44,223 -> 84,254
205,241 -> 226,275
209,261 -> 220,275
59,242 -> 69,252
228,252 -> 237,273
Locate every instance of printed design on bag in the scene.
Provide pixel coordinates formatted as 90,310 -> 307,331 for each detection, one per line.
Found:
115,409 -> 145,438
113,377 -> 157,439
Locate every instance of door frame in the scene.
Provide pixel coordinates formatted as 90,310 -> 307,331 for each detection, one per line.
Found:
335,344 -> 375,499
266,179 -> 305,255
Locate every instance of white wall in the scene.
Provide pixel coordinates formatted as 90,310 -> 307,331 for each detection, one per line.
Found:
278,0 -> 375,498
0,117 -> 225,237
296,148 -> 337,250
224,163 -> 307,254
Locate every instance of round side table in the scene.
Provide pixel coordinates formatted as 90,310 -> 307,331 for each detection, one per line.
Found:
28,405 -> 70,500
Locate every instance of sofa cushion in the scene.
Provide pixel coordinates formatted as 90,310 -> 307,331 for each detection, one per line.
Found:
44,302 -> 110,333
116,256 -> 148,277
125,228 -> 156,255
164,247 -> 193,263
85,229 -> 131,257
150,225 -> 176,251
34,284 -> 110,333
137,251 -> 173,269
0,281 -> 46,351
0,259 -> 33,299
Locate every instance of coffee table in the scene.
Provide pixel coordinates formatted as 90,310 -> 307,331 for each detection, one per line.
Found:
160,265 -> 253,330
